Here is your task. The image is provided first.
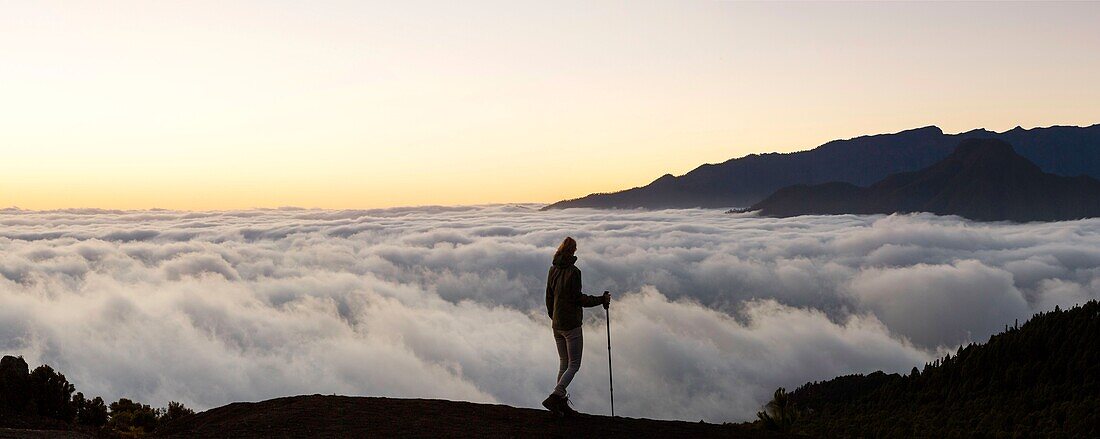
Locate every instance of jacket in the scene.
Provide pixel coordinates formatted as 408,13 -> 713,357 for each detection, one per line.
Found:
546,252 -> 604,330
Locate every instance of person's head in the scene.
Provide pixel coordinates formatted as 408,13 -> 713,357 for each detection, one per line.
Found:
556,236 -> 577,257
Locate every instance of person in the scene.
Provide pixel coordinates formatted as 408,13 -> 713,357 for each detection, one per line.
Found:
542,236 -> 610,417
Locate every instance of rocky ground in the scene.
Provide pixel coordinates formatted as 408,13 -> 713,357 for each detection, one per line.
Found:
156,395 -> 794,438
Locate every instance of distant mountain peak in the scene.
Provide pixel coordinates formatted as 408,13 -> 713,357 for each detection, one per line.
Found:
652,173 -> 677,184
939,138 -> 1042,175
906,125 -> 944,135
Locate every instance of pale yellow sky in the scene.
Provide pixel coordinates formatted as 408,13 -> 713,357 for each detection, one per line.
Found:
2,1 -> 1099,210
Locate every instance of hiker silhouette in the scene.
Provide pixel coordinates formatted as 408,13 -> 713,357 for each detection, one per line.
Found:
542,236 -> 610,417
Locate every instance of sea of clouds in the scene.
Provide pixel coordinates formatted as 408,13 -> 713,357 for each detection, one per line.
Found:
1,205 -> 1098,422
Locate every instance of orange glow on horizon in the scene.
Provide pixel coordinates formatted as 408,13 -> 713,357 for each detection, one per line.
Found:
3,2 -> 1099,210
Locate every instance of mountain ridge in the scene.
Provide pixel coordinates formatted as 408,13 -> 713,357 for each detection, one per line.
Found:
543,124 -> 1100,210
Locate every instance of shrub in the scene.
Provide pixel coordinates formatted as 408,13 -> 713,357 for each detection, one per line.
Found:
109,398 -> 160,434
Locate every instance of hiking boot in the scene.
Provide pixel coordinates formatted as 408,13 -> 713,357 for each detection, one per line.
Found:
559,396 -> 581,417
542,394 -> 565,417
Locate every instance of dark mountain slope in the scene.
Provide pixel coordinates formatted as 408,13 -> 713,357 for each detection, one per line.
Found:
751,139 -> 1100,222
544,124 -> 1100,209
785,300 -> 1100,437
156,395 -> 791,438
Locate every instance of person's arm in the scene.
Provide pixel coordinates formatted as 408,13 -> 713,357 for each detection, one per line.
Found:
546,268 -> 555,318
573,270 -> 605,308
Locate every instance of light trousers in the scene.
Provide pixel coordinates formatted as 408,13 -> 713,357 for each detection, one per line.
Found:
552,326 -> 583,396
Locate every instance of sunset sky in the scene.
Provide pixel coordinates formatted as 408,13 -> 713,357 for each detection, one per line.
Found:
3,1 -> 1099,210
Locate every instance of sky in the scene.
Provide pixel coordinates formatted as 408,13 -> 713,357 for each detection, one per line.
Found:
4,206 -> 1097,420
3,1 -> 1100,210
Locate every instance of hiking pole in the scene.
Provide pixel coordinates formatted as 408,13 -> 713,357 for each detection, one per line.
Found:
603,291 -> 614,417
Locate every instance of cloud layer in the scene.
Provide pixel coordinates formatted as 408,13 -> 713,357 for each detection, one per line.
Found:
1,206 -> 1097,421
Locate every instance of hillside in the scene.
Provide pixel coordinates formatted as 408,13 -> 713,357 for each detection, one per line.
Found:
751,138 -> 1100,221
1,355 -> 790,439
544,124 -> 1100,210
784,300 -> 1099,437
156,395 -> 791,438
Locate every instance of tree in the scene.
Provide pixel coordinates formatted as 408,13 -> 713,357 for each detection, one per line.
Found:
27,365 -> 76,421
158,401 -> 195,426
73,392 -> 109,427
0,355 -> 31,412
756,387 -> 800,431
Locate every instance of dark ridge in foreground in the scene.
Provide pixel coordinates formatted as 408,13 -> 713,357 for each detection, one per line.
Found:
157,395 -> 791,438
751,138 -> 1100,222
544,124 -> 1100,210
0,429 -> 94,438
787,300 -> 1099,437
